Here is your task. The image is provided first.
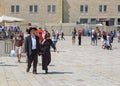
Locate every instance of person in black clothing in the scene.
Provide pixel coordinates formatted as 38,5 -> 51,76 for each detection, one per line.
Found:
26,28 -> 29,33
78,30 -> 81,45
103,34 -> 107,41
61,30 -> 65,40
41,33 -> 56,74
25,27 -> 40,74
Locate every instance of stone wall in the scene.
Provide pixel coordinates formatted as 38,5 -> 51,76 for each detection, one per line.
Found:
3,0 -> 61,24
63,0 -> 120,23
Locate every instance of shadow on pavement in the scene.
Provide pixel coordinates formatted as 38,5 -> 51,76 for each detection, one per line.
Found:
48,71 -> 73,74
51,50 -> 66,53
38,64 -> 55,66
0,64 -> 18,66
20,61 -> 27,64
37,71 -> 73,75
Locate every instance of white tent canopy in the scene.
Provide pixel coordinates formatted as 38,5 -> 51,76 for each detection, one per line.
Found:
0,15 -> 24,23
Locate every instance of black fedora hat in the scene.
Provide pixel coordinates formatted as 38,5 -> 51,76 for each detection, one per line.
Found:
28,27 -> 37,34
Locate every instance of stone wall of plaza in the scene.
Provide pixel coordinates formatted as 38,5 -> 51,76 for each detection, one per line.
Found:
0,1 -> 4,15
63,0 -> 120,25
1,0 -> 61,27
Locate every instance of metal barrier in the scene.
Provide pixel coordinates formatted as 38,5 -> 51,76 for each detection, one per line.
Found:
4,39 -> 14,54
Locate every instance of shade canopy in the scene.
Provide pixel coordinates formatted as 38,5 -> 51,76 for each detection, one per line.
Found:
0,15 -> 24,23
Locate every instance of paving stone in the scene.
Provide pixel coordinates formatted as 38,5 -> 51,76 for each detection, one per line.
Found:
0,36 -> 120,86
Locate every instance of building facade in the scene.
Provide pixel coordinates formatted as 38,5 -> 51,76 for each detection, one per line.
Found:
63,0 -> 120,26
0,1 -> 4,16
0,0 -> 62,26
0,0 -> 120,27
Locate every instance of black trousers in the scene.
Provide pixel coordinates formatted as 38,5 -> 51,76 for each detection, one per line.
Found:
27,50 -> 38,72
78,38 -> 81,45
42,52 -> 51,70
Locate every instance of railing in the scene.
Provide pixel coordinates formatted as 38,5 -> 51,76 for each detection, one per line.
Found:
4,39 -> 14,54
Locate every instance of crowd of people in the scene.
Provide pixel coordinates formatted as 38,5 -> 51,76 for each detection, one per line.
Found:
90,28 -> 118,50
13,27 -> 66,74
0,25 -> 22,39
72,27 -> 120,50
12,25 -> 120,75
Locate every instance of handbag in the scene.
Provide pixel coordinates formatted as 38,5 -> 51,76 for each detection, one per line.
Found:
10,50 -> 16,57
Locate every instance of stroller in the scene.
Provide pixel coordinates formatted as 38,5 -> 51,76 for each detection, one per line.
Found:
102,40 -> 112,50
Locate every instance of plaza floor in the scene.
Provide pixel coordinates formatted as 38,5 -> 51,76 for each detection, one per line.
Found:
0,36 -> 120,86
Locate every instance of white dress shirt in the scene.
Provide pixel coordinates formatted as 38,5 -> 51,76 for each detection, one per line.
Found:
31,36 -> 36,49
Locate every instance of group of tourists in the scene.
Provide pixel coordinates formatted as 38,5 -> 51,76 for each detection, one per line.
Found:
0,25 -> 21,39
72,27 -> 119,50
72,28 -> 81,45
51,29 -> 65,47
13,27 -> 57,74
90,27 -> 118,50
101,30 -> 116,50
90,27 -> 100,46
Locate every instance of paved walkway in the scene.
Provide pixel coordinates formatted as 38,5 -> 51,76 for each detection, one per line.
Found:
0,36 -> 120,86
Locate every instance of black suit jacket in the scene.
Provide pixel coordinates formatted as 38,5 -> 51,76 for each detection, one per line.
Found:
25,35 -> 40,56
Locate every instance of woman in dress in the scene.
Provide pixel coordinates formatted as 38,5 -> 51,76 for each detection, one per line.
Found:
41,33 -> 56,74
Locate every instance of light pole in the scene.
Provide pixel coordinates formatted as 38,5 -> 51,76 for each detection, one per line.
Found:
60,0 -> 63,30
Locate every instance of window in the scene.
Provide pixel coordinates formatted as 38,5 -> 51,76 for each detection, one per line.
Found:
80,5 -> 84,13
80,5 -> 88,13
48,5 -> 56,13
99,5 -> 107,13
48,5 -> 51,13
16,5 -> 19,13
11,5 -> 15,13
29,5 -> 38,13
109,18 -> 114,26
104,5 -> 107,12
99,5 -> 102,12
11,5 -> 20,13
85,5 -> 88,13
118,5 -> 120,12
52,5 -> 56,12
34,5 -> 38,13
80,18 -> 88,24
118,19 -> 120,25
91,19 -> 96,22
106,18 -> 115,26
29,5 -> 33,13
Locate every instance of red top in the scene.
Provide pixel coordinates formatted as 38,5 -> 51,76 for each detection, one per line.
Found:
39,33 -> 43,42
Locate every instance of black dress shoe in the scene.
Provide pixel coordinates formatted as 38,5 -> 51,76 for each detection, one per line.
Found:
26,68 -> 30,72
33,71 -> 37,74
18,60 -> 21,63
45,70 -> 48,74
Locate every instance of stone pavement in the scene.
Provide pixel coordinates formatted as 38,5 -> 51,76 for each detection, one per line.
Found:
0,36 -> 120,86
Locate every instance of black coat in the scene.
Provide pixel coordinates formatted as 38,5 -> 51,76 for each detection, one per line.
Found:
25,35 -> 40,56
41,39 -> 56,70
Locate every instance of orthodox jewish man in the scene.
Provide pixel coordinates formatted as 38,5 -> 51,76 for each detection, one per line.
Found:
25,27 -> 40,74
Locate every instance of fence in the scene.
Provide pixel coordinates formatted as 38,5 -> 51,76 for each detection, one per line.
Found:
4,39 -> 14,54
